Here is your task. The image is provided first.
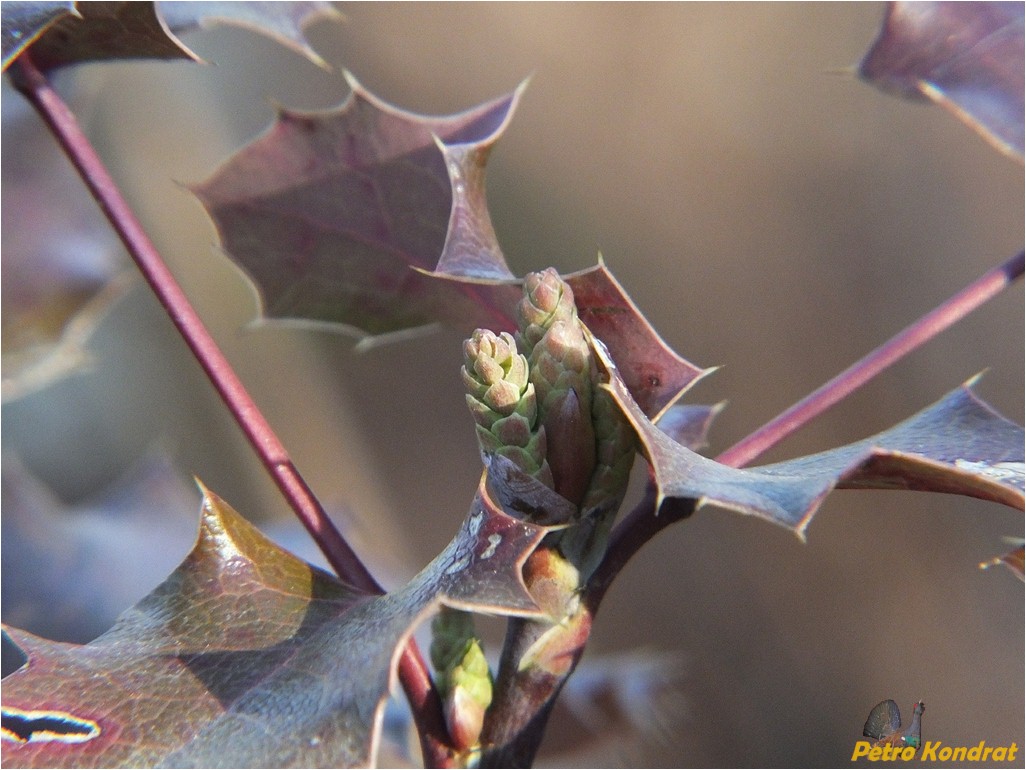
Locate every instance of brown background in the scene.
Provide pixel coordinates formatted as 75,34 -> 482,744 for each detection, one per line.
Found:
3,3 -> 1022,767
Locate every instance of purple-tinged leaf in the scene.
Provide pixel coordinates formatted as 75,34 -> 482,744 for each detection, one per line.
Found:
859,1 -> 1025,158
655,402 -> 723,453
10,1 -> 339,72
16,2 -> 198,70
1,1 -> 76,70
431,82 -> 526,282
2,471 -> 549,768
594,336 -> 1023,538
567,262 -> 713,419
157,1 -> 341,69
194,76 -> 525,344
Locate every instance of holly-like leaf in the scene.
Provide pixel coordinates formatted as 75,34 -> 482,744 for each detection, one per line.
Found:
593,335 -> 1024,538
859,1 -> 1025,158
566,262 -> 713,419
156,1 -> 341,70
1,1 -> 76,69
195,76 -> 710,414
193,75 -> 525,345
7,1 -> 340,72
2,473 -> 549,768
654,402 -> 723,453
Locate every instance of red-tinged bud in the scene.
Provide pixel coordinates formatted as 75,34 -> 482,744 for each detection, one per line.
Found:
541,387 -> 595,507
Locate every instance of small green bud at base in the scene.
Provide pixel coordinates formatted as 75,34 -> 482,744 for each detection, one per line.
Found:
430,614 -> 493,753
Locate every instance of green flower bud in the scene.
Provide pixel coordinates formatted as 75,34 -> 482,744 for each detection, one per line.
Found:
463,329 -> 553,487
430,609 -> 492,752
580,386 -> 637,514
516,268 -> 577,357
526,317 -> 596,507
462,330 -> 531,419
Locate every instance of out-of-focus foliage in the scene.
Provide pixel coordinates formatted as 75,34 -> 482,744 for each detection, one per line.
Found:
2,1 -> 339,71
2,473 -> 551,767
859,1 -> 1025,158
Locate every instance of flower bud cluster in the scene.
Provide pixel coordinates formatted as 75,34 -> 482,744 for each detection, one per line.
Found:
462,329 -> 553,486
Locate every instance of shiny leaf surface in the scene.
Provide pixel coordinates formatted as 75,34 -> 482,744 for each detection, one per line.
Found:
2,475 -> 549,767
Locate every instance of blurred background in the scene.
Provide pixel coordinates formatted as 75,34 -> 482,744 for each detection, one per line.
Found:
2,3 -> 1022,766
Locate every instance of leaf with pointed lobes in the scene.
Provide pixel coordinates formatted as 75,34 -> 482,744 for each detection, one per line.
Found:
566,262 -> 713,419
9,1 -> 340,71
859,1 -> 1024,158
593,335 -> 1023,538
194,74 -> 523,345
1,474 -> 552,768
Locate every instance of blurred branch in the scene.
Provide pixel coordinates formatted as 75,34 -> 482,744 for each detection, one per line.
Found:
6,53 -> 454,767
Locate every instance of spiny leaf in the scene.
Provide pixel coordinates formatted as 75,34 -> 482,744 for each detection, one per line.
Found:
193,75 -> 524,345
565,262 -> 713,419
2,475 -> 551,768
9,1 -> 340,72
195,75 -> 708,414
654,402 -> 723,453
593,335 -> 1024,539
859,1 -> 1025,158
157,1 -> 341,69
1,1 -> 76,69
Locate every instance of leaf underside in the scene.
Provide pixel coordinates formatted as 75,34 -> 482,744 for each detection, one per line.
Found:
1,472 -> 552,768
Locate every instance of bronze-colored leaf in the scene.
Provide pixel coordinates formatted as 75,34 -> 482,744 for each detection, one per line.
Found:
2,473 -> 548,767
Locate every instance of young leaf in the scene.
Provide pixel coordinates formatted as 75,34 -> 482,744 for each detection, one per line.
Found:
2,474 -> 549,768
593,336 -> 1024,538
193,75 -> 525,344
859,1 -> 1025,158
10,1 -> 339,72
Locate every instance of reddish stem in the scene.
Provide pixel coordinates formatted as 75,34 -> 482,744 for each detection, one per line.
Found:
717,250 -> 1025,468
9,54 -> 452,766
594,248 -> 1024,603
